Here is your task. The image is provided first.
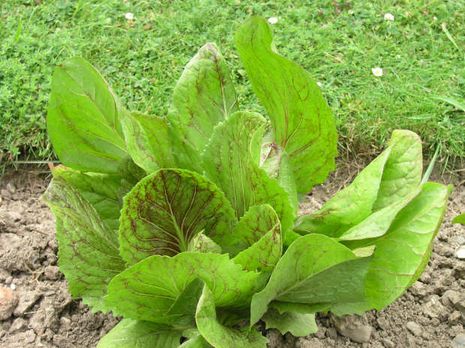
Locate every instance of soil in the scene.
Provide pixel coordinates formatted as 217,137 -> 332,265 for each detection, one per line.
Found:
0,165 -> 464,348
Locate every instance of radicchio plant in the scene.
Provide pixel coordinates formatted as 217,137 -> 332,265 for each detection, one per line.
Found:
44,17 -> 450,348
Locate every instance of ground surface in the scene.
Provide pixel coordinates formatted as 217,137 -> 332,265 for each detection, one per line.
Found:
0,167 -> 464,347
1,0 -> 465,164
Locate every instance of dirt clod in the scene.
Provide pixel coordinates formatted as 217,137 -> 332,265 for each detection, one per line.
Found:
11,330 -> 36,347
381,338 -> 395,348
0,270 -> 10,283
456,245 -> 465,259
0,286 -> 18,320
453,334 -> 465,348
423,295 -> 447,320
406,321 -> 422,336
9,317 -> 27,333
455,300 -> 465,316
331,314 -> 373,343
13,290 -> 42,317
327,327 -> 338,340
44,265 -> 61,281
410,281 -> 428,298
296,338 -> 325,348
442,290 -> 462,307
449,311 -> 463,324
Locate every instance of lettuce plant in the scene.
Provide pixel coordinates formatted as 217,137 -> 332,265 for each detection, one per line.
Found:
43,17 -> 450,348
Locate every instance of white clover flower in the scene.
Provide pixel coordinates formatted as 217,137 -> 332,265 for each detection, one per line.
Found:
125,12 -> 135,21
384,13 -> 395,21
372,67 -> 383,77
268,17 -> 279,25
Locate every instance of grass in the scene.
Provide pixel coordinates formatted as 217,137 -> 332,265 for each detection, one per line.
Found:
1,0 -> 464,167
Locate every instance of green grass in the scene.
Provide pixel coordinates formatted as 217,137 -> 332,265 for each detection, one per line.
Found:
1,0 -> 464,166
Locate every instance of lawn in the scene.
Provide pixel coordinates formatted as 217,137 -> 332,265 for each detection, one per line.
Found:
1,0 -> 464,166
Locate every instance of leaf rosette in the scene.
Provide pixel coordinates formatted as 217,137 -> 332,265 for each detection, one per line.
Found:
44,16 -> 450,348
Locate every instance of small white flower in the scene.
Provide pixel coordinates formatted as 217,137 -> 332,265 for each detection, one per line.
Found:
384,13 -> 395,21
268,17 -> 279,25
10,283 -> 16,290
317,81 -> 323,87
372,67 -> 383,77
124,12 -> 135,21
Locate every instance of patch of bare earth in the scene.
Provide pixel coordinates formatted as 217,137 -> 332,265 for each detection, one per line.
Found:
0,165 -> 464,348
0,171 -> 117,348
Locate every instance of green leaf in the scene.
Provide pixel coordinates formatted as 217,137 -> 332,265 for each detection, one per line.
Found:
453,213 -> 465,224
118,157 -> 147,185
97,319 -> 181,348
283,230 -> 302,247
250,234 -> 356,324
352,245 -> 376,257
262,307 -> 317,337
421,144 -> 439,185
235,17 -> 337,194
433,95 -> 465,112
295,130 -> 422,237
202,111 -> 265,215
188,232 -> 222,253
119,169 -> 236,264
219,204 -> 279,256
261,145 -> 299,213
43,177 -> 125,312
121,112 -> 175,173
232,207 -> 282,272
47,57 -> 128,174
51,166 -> 127,232
373,130 -> 423,210
166,278 -> 205,327
294,149 -> 391,237
268,184 -> 448,316
196,286 -> 267,348
339,189 -> 420,241
202,111 -> 294,234
270,302 -> 328,315
277,257 -> 373,316
365,182 -> 449,309
179,335 -> 212,348
169,43 -> 238,166
105,252 -> 262,323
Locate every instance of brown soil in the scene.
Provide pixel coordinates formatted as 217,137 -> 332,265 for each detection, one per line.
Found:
0,171 -> 118,348
0,167 -> 464,348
